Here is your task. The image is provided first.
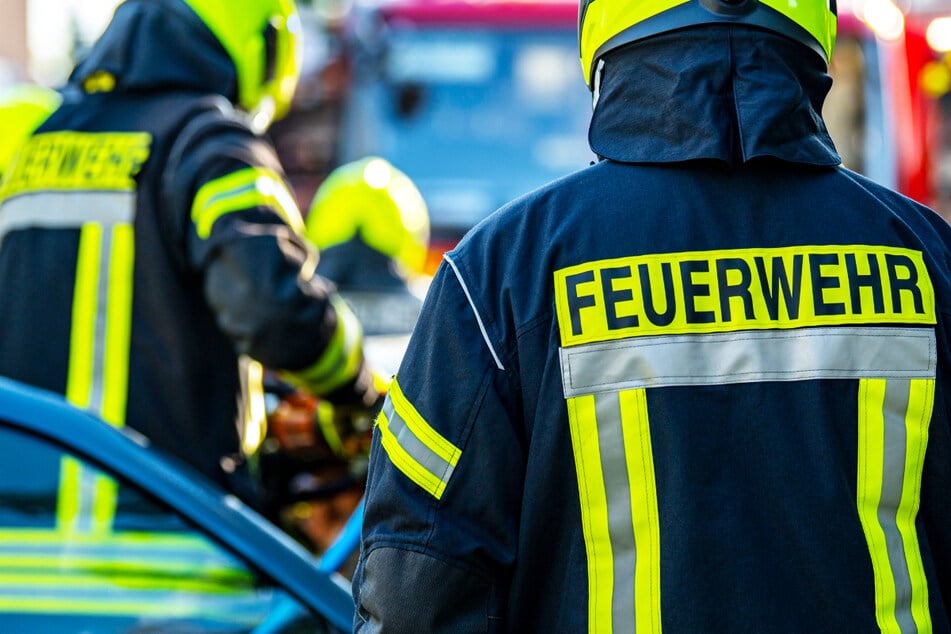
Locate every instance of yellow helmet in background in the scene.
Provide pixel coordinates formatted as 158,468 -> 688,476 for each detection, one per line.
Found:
0,84 -> 61,177
181,0 -> 302,131
306,158 -> 430,277
578,0 -> 837,89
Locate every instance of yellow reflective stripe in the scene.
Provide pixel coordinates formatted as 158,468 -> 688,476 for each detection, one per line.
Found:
316,400 -> 345,456
66,223 -> 101,409
60,220 -> 135,535
191,167 -> 304,239
56,457 -> 83,529
903,379 -> 934,630
91,477 -> 118,532
0,572 -> 251,594
377,410 -> 444,498
857,379 -> 933,634
291,295 -> 364,394
568,390 -> 661,634
102,223 -> 134,426
858,379 -> 901,633
567,394 -> 613,634
389,379 -> 459,466
0,529 -> 253,583
619,389 -> 661,634
60,223 -> 103,531
0,529 -> 229,549
376,379 -> 461,500
0,558 -> 250,584
239,356 -> 267,456
0,598 -> 258,621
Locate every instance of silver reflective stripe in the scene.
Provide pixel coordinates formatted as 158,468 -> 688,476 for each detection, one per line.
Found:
382,398 -> 456,485
882,379 -> 916,634
0,191 -> 135,243
595,393 -> 636,633
88,226 -> 114,418
560,326 -> 937,397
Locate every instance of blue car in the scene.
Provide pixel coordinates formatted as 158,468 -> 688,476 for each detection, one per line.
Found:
0,375 -> 354,633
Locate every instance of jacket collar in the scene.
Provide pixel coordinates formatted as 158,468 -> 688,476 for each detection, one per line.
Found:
588,25 -> 841,167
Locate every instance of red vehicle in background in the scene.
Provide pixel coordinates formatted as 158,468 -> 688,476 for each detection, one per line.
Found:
831,0 -> 951,220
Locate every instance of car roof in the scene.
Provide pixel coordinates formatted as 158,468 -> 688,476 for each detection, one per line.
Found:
0,375 -> 354,631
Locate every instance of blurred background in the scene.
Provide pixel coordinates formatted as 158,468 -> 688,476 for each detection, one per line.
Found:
3,0 -> 951,267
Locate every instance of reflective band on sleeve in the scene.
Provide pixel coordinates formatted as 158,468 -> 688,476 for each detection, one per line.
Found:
560,326 -> 936,397
376,379 -> 461,500
191,166 -> 305,239
290,295 -> 364,394
857,378 -> 934,634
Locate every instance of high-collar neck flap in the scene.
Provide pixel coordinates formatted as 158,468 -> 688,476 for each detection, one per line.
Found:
588,26 -> 841,167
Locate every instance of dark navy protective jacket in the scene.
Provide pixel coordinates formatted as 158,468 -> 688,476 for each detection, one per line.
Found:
0,0 -> 377,509
354,27 -> 951,632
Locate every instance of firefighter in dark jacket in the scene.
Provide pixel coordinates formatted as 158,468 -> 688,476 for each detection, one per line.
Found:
353,0 -> 951,631
0,0 -> 381,522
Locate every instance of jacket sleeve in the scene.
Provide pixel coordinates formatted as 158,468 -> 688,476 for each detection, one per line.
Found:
353,258 -> 522,632
163,111 -> 377,406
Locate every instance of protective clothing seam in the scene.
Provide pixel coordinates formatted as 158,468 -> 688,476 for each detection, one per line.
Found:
444,254 -> 505,371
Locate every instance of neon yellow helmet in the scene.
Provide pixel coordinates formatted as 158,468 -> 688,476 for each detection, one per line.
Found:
305,158 -> 431,276
181,0 -> 302,130
579,0 -> 837,89
0,84 -> 61,177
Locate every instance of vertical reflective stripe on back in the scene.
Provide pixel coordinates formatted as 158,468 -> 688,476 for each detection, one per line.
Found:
857,378 -> 933,634
60,223 -> 104,532
620,389 -> 661,634
102,223 -> 134,426
1,133 -> 146,535
567,389 -> 661,634
560,325 -> 936,632
58,207 -> 136,534
567,394 -> 612,633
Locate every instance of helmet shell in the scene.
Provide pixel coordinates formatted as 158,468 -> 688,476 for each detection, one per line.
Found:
578,0 -> 837,88
306,158 -> 431,276
182,0 -> 302,130
0,84 -> 62,176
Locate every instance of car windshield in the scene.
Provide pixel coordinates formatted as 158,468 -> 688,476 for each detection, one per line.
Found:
0,423 -> 326,633
340,25 -> 595,236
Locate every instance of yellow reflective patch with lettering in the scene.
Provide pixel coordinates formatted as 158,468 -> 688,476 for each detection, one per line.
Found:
554,246 -> 936,347
0,131 -> 151,198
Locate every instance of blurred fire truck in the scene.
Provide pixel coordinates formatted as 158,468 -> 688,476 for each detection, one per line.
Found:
832,0 -> 951,221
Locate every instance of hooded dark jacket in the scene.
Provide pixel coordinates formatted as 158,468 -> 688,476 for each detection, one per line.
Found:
353,27 -> 951,632
0,0 -> 377,505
